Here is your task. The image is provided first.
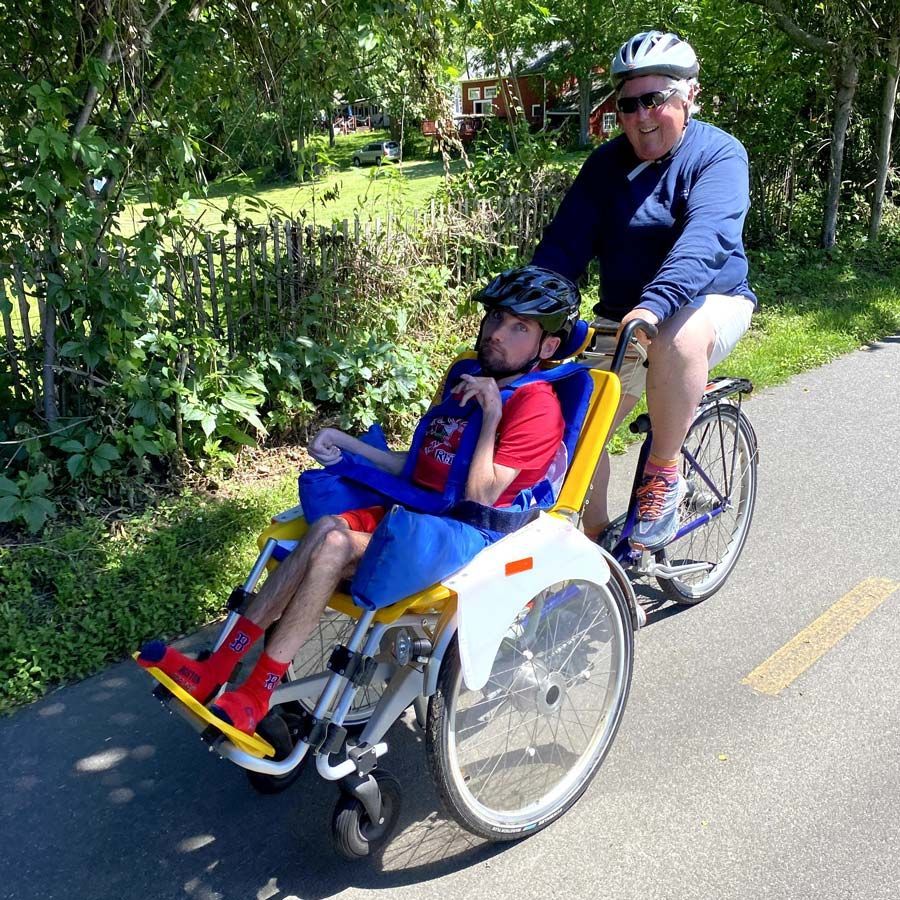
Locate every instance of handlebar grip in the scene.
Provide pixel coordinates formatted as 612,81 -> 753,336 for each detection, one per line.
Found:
610,318 -> 657,375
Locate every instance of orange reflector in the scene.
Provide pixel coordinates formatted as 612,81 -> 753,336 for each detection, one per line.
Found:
505,557 -> 533,576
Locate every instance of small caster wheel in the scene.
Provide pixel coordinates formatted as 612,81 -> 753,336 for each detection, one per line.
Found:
246,712 -> 307,795
331,771 -> 402,859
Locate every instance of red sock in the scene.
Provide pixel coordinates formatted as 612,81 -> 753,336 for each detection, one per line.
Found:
137,616 -> 264,703
210,652 -> 290,735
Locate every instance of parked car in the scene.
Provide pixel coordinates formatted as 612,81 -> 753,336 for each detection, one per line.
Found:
351,141 -> 401,167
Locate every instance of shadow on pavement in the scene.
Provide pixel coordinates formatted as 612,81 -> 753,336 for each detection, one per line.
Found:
0,649 -> 513,900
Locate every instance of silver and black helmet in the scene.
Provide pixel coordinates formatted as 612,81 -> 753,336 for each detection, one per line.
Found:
472,265 -> 580,340
611,30 -> 699,88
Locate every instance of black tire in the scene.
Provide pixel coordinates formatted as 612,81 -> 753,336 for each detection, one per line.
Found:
246,712 -> 307,795
426,577 -> 633,841
656,403 -> 758,605
331,771 -> 403,859
351,156 -> 361,167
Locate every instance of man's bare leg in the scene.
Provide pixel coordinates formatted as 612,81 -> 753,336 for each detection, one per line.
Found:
265,525 -> 372,664
630,306 -> 716,549
211,522 -> 373,732
244,515 -> 347,629
644,306 -> 715,459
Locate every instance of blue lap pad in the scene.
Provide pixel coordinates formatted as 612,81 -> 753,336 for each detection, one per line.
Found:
298,424 -> 392,522
350,506 -> 497,610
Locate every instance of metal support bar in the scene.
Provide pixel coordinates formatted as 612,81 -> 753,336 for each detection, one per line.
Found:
316,742 -> 388,781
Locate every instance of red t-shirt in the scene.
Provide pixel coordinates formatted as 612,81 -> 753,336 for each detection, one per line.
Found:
411,382 -> 565,507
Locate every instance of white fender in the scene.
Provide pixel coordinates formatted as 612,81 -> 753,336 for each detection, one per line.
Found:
443,514 -> 611,691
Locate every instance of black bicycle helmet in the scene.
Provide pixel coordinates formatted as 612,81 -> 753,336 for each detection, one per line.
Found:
472,265 -> 581,340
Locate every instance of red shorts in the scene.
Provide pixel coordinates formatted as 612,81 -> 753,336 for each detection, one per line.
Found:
338,505 -> 387,533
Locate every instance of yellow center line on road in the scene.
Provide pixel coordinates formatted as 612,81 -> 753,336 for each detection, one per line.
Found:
742,577 -> 900,696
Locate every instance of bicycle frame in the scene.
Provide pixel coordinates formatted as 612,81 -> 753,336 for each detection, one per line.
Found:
606,391 -> 751,570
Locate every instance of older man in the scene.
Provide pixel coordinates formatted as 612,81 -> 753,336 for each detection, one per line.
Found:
533,30 -> 756,551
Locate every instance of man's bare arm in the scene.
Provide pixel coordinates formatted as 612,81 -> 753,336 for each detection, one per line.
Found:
308,427 -> 406,474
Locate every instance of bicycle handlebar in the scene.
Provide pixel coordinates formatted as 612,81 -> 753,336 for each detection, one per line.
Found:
609,319 -> 658,375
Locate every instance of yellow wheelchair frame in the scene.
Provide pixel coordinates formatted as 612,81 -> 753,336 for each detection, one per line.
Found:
140,336 -> 644,858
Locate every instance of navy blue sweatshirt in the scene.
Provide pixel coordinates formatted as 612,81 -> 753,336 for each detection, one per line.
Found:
533,119 -> 756,322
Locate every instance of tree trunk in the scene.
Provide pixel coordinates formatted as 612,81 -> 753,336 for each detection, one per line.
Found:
869,34 -> 900,241
821,49 -> 859,249
578,70 -> 592,147
493,52 -> 518,154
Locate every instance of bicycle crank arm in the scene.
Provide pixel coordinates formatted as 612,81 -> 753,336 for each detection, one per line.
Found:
635,558 -> 714,580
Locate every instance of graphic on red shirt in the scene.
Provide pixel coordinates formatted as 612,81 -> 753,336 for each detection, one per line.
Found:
411,382 -> 564,507
412,415 -> 469,493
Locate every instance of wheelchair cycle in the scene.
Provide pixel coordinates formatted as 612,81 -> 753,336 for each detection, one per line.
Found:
138,318 -> 757,859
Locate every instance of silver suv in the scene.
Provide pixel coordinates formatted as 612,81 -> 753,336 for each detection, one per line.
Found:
351,141 -> 401,167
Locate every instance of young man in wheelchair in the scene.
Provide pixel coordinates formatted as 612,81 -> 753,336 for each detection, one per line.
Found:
137,266 -> 580,736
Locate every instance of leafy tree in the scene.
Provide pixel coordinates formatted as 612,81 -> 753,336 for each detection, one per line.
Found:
742,0 -> 900,247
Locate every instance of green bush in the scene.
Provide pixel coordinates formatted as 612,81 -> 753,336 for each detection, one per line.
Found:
0,477 -> 297,711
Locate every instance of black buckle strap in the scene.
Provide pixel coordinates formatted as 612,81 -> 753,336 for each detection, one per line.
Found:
449,499 -> 540,534
328,644 -> 378,686
226,586 -> 256,611
296,709 -> 348,755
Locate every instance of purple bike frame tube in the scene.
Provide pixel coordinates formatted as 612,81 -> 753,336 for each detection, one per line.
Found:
681,446 -> 726,504
671,504 -> 725,542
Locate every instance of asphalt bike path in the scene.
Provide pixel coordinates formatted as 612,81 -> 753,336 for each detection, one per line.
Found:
2,336 -> 899,900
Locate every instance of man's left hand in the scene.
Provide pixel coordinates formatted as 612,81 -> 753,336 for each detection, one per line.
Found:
454,373 -> 502,423
617,307 -> 660,348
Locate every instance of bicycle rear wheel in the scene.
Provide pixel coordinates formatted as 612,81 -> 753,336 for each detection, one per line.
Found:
426,576 -> 633,841
656,402 -> 758,604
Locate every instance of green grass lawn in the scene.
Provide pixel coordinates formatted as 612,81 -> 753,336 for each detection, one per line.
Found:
118,131 -> 467,237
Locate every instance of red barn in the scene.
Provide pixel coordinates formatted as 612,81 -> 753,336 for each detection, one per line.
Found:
458,73 -> 550,126
546,73 -> 619,140
456,58 -> 618,141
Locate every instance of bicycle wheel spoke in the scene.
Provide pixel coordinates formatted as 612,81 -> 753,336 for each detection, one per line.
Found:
659,404 -> 757,602
443,579 -> 632,824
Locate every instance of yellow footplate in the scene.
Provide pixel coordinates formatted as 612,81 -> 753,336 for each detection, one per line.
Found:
134,655 -> 275,758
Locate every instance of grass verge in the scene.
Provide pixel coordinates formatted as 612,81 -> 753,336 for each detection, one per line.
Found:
3,236 -> 900,710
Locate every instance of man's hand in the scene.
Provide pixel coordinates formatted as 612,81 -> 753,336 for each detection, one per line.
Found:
617,307 -> 660,348
309,427 -> 345,466
454,373 -> 503,423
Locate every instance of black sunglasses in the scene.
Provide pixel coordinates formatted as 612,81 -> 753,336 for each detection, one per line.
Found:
615,87 -> 678,115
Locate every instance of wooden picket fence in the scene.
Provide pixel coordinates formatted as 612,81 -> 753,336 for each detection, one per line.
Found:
0,189 -> 564,407
0,168 -> 794,409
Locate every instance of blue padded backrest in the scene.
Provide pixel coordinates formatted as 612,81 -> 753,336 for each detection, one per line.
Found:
510,362 -> 593,463
549,319 -> 589,361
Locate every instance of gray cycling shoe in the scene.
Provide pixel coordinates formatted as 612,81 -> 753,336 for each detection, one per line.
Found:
630,471 -> 685,551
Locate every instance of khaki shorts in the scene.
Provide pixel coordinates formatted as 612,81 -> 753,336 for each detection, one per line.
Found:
580,294 -> 755,398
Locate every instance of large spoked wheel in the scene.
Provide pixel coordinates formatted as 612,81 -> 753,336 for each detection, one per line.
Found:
331,771 -> 403,859
656,402 -> 758,605
426,576 -> 633,841
281,609 -> 387,727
